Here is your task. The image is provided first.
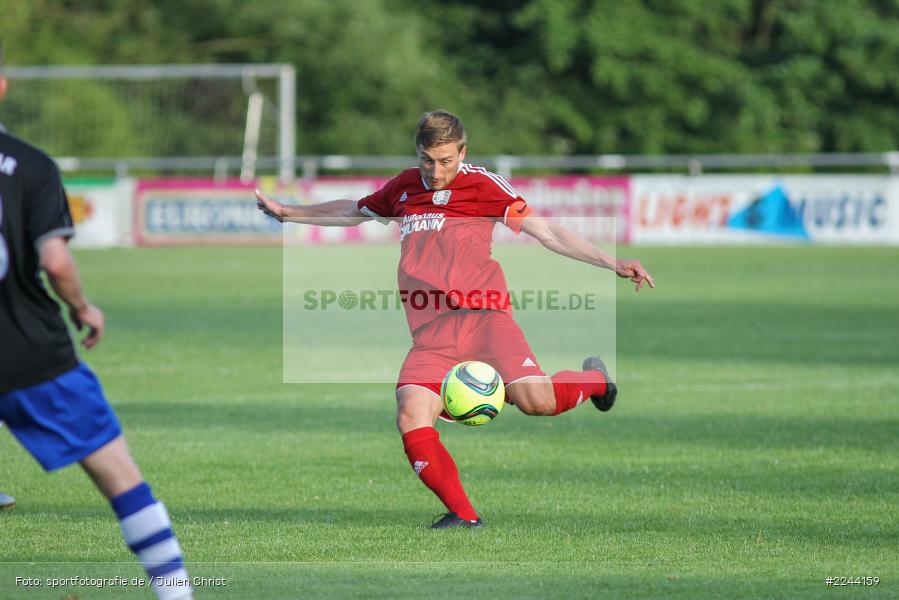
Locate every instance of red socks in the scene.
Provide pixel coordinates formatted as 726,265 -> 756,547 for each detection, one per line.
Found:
551,370 -> 606,415
402,427 -> 478,521
401,371 -> 606,519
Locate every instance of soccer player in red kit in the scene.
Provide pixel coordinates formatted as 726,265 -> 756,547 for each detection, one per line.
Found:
255,110 -> 654,528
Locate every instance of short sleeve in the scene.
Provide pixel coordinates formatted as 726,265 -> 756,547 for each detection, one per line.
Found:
25,156 -> 74,250
503,198 -> 535,235
357,180 -> 396,225
477,171 -> 533,234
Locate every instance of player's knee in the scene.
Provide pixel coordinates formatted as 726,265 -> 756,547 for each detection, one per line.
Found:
395,409 -> 417,433
395,388 -> 439,433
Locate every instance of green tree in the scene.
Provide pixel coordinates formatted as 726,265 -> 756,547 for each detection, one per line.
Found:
1,0 -> 897,156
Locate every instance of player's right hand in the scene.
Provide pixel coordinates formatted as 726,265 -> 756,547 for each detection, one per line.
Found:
255,189 -> 286,222
614,258 -> 655,292
71,303 -> 105,349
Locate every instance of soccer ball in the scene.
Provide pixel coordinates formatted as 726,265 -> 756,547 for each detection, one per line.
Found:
441,361 -> 505,426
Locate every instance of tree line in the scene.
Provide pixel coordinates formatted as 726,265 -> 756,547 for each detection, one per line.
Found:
2,0 -> 898,157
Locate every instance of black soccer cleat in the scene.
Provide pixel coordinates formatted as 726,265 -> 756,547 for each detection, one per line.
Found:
430,512 -> 484,529
583,356 -> 618,412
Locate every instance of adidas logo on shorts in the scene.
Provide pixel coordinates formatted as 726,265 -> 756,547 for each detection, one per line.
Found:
521,357 -> 536,367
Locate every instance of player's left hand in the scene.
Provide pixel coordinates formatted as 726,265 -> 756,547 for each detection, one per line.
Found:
615,259 -> 655,292
71,303 -> 105,348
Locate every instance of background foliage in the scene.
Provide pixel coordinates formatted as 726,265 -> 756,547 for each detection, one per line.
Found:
2,0 -> 898,156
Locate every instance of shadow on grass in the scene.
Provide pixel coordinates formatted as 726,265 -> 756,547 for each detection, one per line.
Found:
614,300 -> 898,366
560,412 -> 897,452
168,505 -> 897,549
115,396 -> 395,435
103,298 -> 899,367
115,398 -> 896,453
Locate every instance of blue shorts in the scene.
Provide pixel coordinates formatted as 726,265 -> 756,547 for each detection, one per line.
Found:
0,363 -> 122,471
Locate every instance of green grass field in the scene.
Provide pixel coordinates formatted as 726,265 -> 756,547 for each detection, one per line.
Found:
1,245 -> 897,599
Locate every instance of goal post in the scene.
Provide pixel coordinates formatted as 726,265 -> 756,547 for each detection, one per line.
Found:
0,63 -> 296,182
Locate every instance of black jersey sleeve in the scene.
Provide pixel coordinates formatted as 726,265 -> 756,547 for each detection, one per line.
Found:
26,156 -> 75,250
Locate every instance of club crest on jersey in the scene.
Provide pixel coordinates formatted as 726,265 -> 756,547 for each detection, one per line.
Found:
432,190 -> 451,205
399,191 -> 408,203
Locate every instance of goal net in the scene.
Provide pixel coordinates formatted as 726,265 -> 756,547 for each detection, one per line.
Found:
0,64 -> 295,180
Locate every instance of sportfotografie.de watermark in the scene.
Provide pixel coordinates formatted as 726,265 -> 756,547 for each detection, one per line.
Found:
299,288 -> 599,312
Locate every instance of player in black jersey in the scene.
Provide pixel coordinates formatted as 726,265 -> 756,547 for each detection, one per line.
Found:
0,46 -> 14,511
0,83 -> 193,599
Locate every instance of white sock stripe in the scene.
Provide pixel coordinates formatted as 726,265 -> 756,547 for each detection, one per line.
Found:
151,567 -> 193,600
120,502 -> 172,545
137,537 -> 183,565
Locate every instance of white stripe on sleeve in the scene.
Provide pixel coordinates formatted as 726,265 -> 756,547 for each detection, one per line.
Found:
359,205 -> 390,224
484,171 -> 518,198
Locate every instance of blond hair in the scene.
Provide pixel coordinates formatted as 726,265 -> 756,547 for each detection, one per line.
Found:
414,110 -> 466,151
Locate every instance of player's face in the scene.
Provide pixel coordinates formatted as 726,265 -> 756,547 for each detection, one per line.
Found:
418,142 -> 466,190
0,77 -> 7,101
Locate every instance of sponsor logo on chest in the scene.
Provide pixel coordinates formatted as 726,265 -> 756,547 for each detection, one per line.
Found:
399,212 -> 446,241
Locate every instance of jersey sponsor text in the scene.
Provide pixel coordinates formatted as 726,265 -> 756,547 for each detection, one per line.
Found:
399,212 -> 446,241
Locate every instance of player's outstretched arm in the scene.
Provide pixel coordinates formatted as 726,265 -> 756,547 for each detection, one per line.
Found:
39,237 -> 105,347
255,189 -> 371,227
520,214 -> 655,292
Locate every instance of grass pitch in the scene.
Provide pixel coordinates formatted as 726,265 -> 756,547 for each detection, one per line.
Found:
1,245 -> 897,599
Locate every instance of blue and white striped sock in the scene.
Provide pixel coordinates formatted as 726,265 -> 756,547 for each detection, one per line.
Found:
111,482 -> 192,600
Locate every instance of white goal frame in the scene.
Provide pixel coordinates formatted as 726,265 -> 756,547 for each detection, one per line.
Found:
2,63 -> 296,182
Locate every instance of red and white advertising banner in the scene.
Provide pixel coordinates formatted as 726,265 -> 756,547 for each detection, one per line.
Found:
65,179 -> 135,248
631,175 -> 896,244
110,174 -> 899,247
497,176 -> 629,243
134,178 -> 278,246
134,176 -> 631,246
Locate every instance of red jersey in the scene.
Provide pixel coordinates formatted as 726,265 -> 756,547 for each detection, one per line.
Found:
357,163 -> 534,334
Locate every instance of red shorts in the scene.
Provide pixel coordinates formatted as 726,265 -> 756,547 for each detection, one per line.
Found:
396,310 -> 545,398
